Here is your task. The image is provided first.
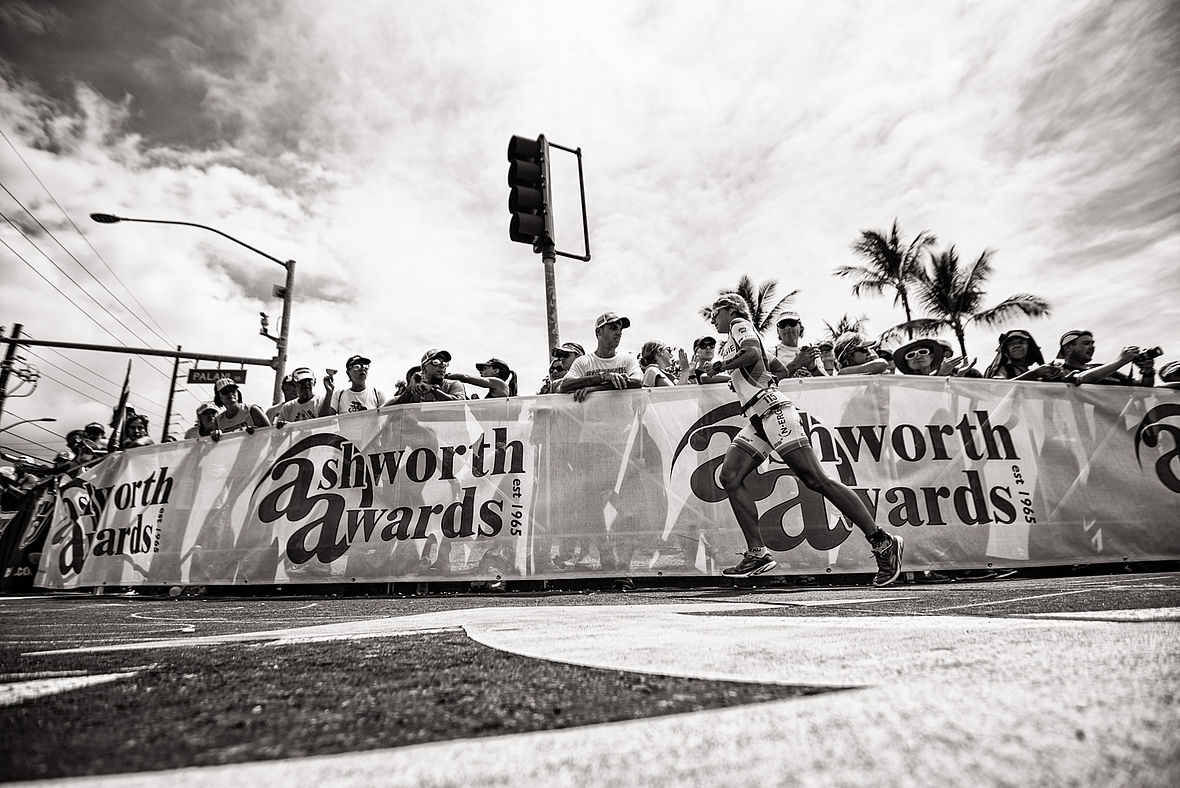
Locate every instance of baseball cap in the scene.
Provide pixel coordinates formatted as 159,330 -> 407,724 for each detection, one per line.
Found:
345,354 -> 371,368
54,451 -> 73,464
196,402 -> 219,416
1159,360 -> 1180,381
291,367 -> 315,383
1057,330 -> 1092,358
477,357 -> 509,375
214,377 -> 239,393
421,348 -> 452,365
84,422 -> 105,435
711,294 -> 748,315
551,342 -> 586,357
594,312 -> 631,331
776,310 -> 802,327
692,335 -> 716,350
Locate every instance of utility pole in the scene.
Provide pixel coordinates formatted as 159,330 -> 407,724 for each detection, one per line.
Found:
0,323 -> 23,422
161,345 -> 181,441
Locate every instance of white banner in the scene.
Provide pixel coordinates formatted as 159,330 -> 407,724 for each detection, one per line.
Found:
36,378 -> 1180,587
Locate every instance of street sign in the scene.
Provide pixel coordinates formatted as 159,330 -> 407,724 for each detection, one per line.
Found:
187,369 -> 247,385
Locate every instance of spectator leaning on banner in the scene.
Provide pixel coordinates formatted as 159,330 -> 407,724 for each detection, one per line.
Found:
447,357 -> 516,398
772,311 -> 825,378
1157,360 -> 1180,390
1047,330 -> 1156,387
684,335 -> 730,384
556,312 -> 643,401
387,350 -> 466,405
184,402 -> 220,440
213,377 -> 270,435
639,340 -> 677,387
539,342 -> 585,394
539,357 -> 568,394
984,329 -> 1045,380
323,354 -> 386,415
122,413 -> 155,449
834,334 -> 889,375
265,374 -> 297,423
274,367 -> 325,425
895,337 -> 968,377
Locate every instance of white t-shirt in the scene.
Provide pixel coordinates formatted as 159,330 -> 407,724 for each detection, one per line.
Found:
567,352 -> 642,383
278,395 -> 324,423
719,318 -> 773,404
332,386 -> 386,414
773,343 -> 800,367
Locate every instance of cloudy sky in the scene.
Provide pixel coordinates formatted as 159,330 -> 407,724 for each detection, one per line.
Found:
1,0 -> 1177,461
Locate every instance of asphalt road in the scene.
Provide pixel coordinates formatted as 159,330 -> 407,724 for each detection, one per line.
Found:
2,570 -> 1178,787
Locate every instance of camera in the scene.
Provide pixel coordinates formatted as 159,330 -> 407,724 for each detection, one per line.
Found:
1134,346 -> 1163,363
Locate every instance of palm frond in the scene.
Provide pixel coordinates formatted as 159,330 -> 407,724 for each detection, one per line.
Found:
970,294 -> 1052,326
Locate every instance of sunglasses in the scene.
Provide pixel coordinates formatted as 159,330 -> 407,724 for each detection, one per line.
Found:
818,344 -> 833,352
425,357 -> 447,366
348,363 -> 369,370
778,320 -> 800,328
905,347 -> 932,360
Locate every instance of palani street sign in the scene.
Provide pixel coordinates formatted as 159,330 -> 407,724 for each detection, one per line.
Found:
187,369 -> 247,385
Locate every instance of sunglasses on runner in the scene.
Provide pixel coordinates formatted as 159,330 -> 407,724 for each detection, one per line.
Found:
905,347 -> 932,360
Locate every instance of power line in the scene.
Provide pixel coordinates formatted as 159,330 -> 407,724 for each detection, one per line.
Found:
0,178 -> 176,350
0,230 -> 172,381
0,125 -> 175,343
3,410 -> 67,440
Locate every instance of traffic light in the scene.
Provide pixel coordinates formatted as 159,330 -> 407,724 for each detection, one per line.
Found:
507,134 -> 553,248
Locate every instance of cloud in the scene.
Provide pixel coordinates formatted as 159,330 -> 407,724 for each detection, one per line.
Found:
1,0 -> 1177,458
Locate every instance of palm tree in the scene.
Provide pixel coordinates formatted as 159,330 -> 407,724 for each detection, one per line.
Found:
836,219 -> 936,339
698,274 -> 798,334
821,314 -> 870,345
882,247 -> 1051,355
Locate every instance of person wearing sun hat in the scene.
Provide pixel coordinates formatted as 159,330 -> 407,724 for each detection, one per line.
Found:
274,367 -> 326,425
834,333 -> 889,375
984,329 -> 1046,380
894,337 -> 962,376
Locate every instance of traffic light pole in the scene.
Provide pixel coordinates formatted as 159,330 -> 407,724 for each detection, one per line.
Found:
541,241 -> 560,356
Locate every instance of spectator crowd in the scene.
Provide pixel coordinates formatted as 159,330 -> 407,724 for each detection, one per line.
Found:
38,310 -> 1178,464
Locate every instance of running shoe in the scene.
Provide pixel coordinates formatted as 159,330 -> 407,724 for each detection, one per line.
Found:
870,533 -> 904,587
722,550 -> 777,578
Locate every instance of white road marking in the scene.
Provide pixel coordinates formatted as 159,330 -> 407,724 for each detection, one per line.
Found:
755,596 -> 914,607
925,589 -> 1094,612
0,672 -> 137,707
1,670 -> 89,680
1028,607 -> 1180,622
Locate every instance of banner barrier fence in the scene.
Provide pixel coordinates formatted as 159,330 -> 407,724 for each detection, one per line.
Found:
34,378 -> 1180,588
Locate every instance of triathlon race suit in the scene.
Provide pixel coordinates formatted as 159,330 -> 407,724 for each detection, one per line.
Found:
718,318 -> 809,461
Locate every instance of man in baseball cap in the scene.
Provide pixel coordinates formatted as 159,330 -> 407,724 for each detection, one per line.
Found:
387,349 -> 466,405
184,402 -> 220,440
323,353 -> 385,416
594,312 -> 631,331
275,366 -> 329,425
555,311 -> 641,400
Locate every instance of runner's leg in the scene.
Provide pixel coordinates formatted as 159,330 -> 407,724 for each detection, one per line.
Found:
779,444 -> 880,537
718,443 -> 764,550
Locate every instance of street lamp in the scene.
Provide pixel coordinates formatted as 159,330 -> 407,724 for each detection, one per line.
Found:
89,213 -> 296,405
0,417 -> 56,437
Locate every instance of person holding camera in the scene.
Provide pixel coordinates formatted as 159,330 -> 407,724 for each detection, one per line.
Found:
1025,330 -> 1158,386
